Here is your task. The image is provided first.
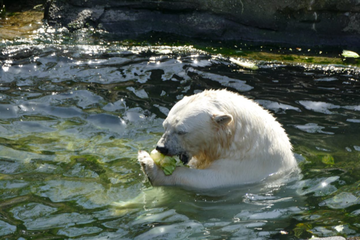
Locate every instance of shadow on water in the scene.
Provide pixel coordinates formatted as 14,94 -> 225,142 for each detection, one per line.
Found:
0,27 -> 360,239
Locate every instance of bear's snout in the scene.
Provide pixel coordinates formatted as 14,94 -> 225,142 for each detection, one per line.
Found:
156,144 -> 190,165
156,145 -> 169,155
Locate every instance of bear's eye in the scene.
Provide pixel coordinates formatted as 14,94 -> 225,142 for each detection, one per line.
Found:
176,130 -> 187,135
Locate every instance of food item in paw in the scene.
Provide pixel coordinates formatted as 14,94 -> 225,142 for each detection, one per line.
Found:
150,149 -> 177,176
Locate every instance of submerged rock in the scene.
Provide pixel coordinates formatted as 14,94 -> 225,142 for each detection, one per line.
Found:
44,0 -> 360,48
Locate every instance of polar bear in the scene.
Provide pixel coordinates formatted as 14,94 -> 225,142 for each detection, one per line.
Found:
138,89 -> 298,189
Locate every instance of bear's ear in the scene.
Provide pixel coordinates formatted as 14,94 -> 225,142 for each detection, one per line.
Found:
212,114 -> 233,126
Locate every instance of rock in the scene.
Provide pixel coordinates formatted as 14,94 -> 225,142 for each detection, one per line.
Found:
44,0 -> 360,48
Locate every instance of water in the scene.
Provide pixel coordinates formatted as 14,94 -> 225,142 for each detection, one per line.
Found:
1,29 -> 360,239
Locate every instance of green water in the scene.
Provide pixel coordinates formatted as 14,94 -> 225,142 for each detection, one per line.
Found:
0,27 -> 360,239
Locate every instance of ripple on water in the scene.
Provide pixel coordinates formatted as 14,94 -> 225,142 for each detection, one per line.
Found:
320,191 -> 360,209
296,176 -> 339,196
0,220 -> 16,237
57,226 -> 104,238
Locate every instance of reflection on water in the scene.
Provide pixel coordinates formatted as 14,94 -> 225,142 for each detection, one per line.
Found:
0,41 -> 360,239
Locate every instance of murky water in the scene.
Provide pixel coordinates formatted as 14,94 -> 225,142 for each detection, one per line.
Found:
1,29 -> 360,239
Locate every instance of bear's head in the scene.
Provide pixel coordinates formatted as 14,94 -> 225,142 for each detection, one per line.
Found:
156,92 -> 236,169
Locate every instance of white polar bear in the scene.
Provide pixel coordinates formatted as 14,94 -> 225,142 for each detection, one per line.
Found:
138,89 -> 298,189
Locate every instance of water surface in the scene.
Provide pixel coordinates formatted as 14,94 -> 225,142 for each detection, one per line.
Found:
1,32 -> 360,239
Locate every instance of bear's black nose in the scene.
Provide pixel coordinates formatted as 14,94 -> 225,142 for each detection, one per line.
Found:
156,145 -> 168,155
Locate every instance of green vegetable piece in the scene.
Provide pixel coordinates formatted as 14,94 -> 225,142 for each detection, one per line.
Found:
230,57 -> 258,70
342,50 -> 360,58
150,149 -> 178,175
160,156 -> 177,176
150,149 -> 163,165
322,154 -> 335,165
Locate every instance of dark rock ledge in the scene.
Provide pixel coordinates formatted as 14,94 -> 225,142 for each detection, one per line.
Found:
44,0 -> 360,49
